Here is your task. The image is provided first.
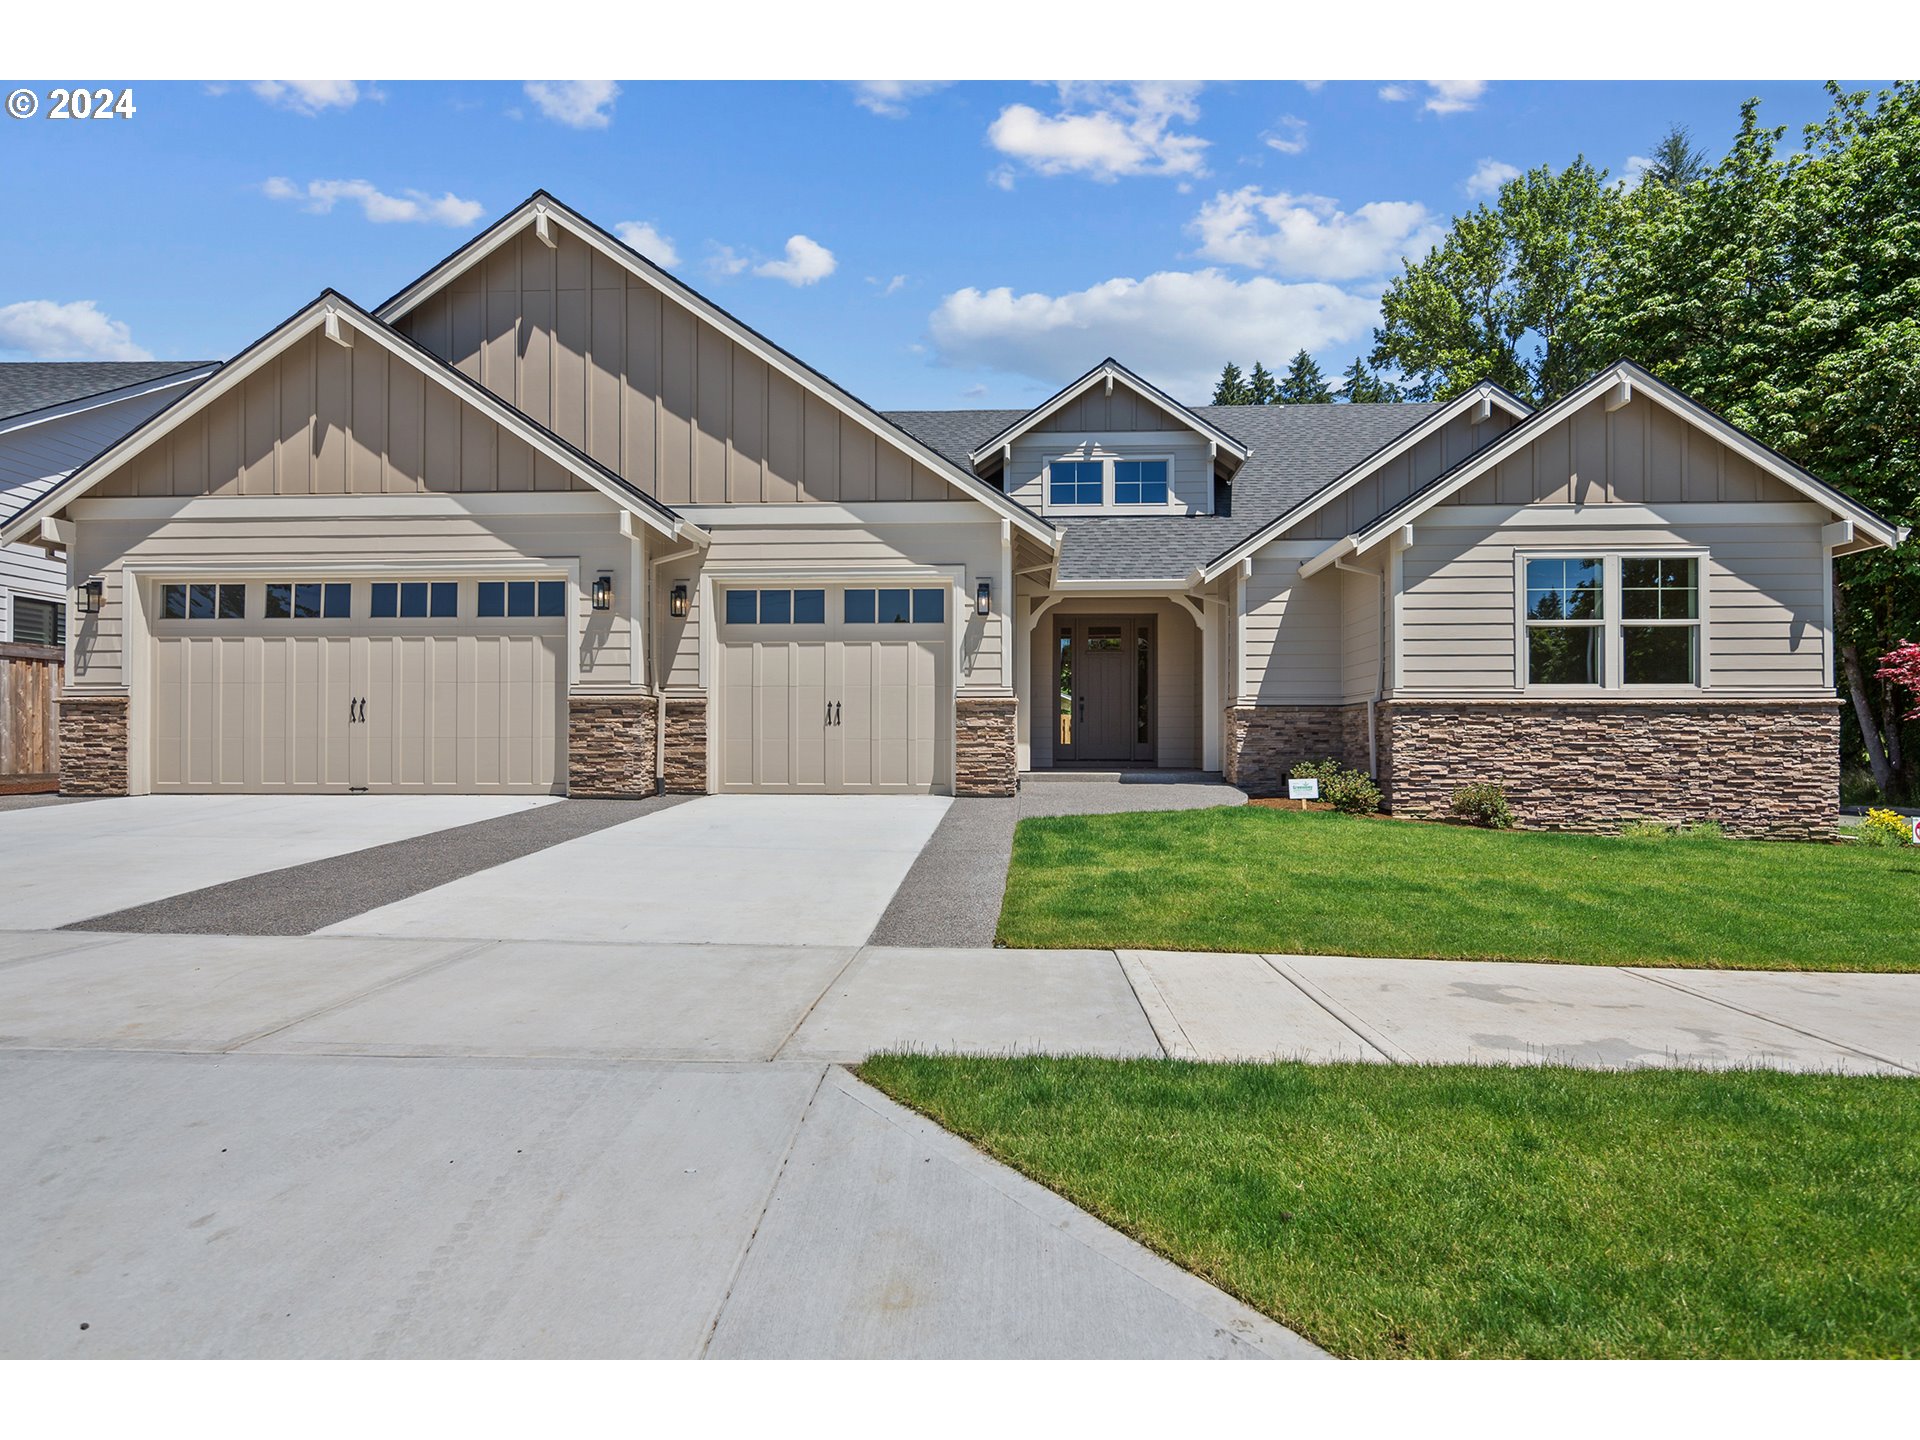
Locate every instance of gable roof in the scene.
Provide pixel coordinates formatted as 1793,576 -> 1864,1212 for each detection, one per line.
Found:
1307,361 -> 1906,574
374,191 -> 1056,551
889,400 -> 1446,581
0,292 -> 703,549
1193,381 -> 1532,582
0,362 -> 215,429
962,358 -> 1251,470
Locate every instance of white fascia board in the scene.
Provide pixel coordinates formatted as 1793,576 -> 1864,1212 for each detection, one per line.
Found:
0,294 -> 700,549
966,360 -> 1251,468
375,195 -> 1055,553
1347,363 -> 1902,558
1296,535 -> 1357,580
0,366 -> 219,440
1196,383 -> 1533,583
1049,576 -> 1193,592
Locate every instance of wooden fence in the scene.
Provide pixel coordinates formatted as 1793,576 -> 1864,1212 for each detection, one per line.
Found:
0,642 -> 62,792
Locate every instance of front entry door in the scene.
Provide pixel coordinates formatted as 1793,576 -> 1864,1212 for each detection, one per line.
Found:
1054,616 -> 1155,765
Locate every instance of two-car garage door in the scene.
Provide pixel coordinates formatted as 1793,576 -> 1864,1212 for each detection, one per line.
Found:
717,583 -> 949,794
150,578 -> 564,794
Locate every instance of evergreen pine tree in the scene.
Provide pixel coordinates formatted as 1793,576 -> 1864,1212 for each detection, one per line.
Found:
1278,349 -> 1332,403
1211,361 -> 1250,405
1247,361 -> 1278,404
1644,124 -> 1708,189
1338,356 -> 1401,403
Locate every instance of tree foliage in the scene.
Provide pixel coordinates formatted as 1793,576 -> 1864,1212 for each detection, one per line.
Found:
1211,361 -> 1249,406
1644,124 -> 1709,190
1339,356 -> 1402,403
1279,349 -> 1333,403
1371,158 -> 1614,404
1248,360 -> 1278,405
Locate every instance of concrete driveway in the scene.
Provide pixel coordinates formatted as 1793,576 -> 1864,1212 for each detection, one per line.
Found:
0,794 -> 559,930
323,794 -> 952,947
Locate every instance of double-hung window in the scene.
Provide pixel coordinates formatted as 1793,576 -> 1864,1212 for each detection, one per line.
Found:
1522,553 -> 1704,689
1048,460 -> 1104,507
1523,557 -> 1605,686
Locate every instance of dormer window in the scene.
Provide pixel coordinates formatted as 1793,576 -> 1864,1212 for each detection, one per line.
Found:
1049,460 -> 1104,506
1114,459 -> 1169,506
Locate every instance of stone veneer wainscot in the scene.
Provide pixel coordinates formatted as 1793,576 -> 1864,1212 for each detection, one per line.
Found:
58,691 -> 129,796
955,696 -> 1018,797
566,695 -> 658,797
660,696 -> 708,794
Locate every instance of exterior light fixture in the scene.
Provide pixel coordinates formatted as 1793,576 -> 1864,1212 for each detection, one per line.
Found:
80,577 -> 104,614
592,573 -> 613,612
669,581 -> 690,619
975,579 -> 992,617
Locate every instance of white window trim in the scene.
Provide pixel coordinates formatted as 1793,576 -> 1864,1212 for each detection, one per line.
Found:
1512,549 -> 1711,693
1041,452 -> 1183,516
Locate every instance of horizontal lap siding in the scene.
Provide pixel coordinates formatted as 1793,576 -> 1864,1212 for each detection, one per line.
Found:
67,511 -> 633,692
1341,568 -> 1381,701
1243,554 -> 1343,703
399,228 -> 953,505
1398,521 -> 1829,695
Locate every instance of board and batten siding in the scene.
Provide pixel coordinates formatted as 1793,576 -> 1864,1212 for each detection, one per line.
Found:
65,508 -> 638,694
1006,433 -> 1215,515
2,386 -> 202,631
1285,406 -> 1521,541
656,519 -> 1009,694
1030,386 -> 1191,435
90,332 -> 588,500
397,227 -> 954,506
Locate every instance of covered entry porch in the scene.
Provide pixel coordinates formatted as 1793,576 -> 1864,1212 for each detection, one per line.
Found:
1012,585 -> 1229,776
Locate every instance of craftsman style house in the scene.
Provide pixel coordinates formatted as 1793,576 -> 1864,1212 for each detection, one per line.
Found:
3,193 -> 1903,836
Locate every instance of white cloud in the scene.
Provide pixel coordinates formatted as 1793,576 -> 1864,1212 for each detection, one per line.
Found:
928,269 -> 1378,401
753,235 -> 837,287
263,177 -> 485,227
522,80 -> 619,129
1378,80 -> 1488,114
988,165 -> 1017,192
1263,115 -> 1309,155
852,81 -> 950,117
614,221 -> 679,268
1465,157 -> 1521,199
0,299 -> 152,361
1424,80 -> 1487,114
1190,187 -> 1443,282
868,274 -> 908,296
987,81 -> 1208,182
1617,154 -> 1654,189
708,246 -> 750,277
249,81 -> 369,115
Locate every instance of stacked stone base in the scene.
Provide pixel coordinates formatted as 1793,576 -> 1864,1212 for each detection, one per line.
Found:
1375,699 -> 1838,839
955,696 -> 1018,796
566,696 -> 658,797
1224,702 -> 1368,794
660,696 -> 709,794
58,691 -> 129,796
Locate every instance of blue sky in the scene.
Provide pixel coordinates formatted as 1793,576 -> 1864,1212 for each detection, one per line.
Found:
0,79 -> 1863,408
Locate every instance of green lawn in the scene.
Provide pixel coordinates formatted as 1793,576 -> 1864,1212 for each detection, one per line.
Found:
997,807 -> 1920,971
859,1055 -> 1920,1358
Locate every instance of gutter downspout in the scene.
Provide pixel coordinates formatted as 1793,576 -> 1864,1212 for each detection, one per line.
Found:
647,539 -> 704,788
1332,555 -> 1387,778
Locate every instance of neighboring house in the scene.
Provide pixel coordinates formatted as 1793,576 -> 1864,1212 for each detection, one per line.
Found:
2,193 -> 1903,836
0,363 -> 216,646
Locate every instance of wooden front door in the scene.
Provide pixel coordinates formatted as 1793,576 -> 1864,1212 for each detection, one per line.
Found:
1053,616 -> 1155,766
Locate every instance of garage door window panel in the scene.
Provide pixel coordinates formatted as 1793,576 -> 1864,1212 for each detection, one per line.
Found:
163,583 -> 248,621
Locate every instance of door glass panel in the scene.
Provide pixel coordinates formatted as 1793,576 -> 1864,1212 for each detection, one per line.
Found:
399,582 -> 428,618
877,589 -> 911,624
189,583 -> 218,620
477,581 -> 505,618
507,581 -> 536,617
293,583 -> 322,619
1057,628 -> 1073,747
371,582 -> 397,618
219,584 -> 248,620
536,580 -> 565,617
321,583 -> 349,619
162,584 -> 188,619
911,589 -> 944,624
430,582 -> 458,618
844,589 -> 875,624
1087,626 -> 1122,652
725,589 -> 757,624
759,589 -> 791,624
793,589 -> 826,624
1136,629 -> 1151,743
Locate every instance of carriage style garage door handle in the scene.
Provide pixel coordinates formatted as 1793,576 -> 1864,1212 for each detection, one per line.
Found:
822,701 -> 843,727
346,697 -> 369,724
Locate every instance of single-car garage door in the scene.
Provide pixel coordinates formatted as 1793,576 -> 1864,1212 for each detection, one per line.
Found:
717,583 -> 949,794
149,577 -> 565,794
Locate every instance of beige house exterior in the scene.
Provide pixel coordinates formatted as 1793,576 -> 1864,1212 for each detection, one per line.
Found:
4,192 -> 1904,836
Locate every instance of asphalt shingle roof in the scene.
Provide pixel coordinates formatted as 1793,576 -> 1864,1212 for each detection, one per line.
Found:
0,362 -> 213,425
884,401 -> 1446,580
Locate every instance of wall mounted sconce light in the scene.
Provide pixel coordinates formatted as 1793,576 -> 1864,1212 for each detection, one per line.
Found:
669,581 -> 690,619
80,577 -> 104,614
591,573 -> 614,612
976,579 -> 992,617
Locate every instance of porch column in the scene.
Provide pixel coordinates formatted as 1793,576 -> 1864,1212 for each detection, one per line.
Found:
1201,598 -> 1222,772
1014,597 -> 1032,772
